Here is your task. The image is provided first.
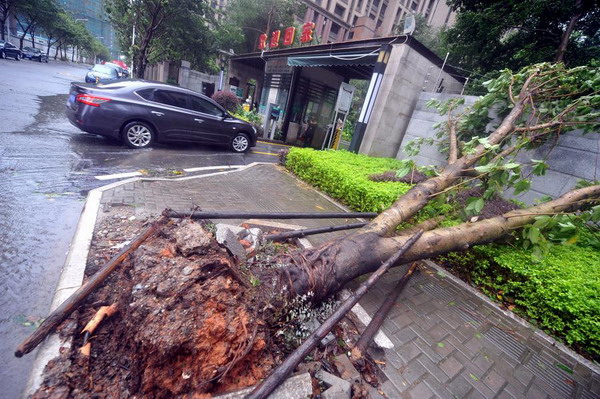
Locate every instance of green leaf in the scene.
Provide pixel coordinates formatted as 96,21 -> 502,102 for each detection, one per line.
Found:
556,363 -> 574,375
474,164 -> 494,174
503,162 -> 520,170
528,227 -> 541,244
513,180 -> 531,195
533,216 -> 551,229
466,197 -> 485,214
591,205 -> 600,222
395,165 -> 411,179
531,159 -> 548,176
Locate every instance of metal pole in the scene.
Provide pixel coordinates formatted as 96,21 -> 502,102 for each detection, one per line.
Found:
264,222 -> 367,242
433,52 -> 449,92
163,210 -> 378,219
460,77 -> 469,95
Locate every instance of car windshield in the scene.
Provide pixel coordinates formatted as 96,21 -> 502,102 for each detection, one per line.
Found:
92,65 -> 117,75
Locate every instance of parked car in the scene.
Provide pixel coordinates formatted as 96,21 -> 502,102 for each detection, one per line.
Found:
85,64 -> 120,84
65,80 -> 257,152
104,62 -> 127,78
0,40 -> 22,60
22,46 -> 48,62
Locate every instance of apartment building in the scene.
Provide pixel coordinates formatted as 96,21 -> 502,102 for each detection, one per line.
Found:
302,0 -> 455,43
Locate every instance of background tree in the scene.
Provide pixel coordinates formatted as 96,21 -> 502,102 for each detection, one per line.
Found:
220,0 -> 305,54
12,0 -> 57,50
0,0 -> 20,40
445,0 -> 600,74
105,0 -> 216,78
394,13 -> 449,57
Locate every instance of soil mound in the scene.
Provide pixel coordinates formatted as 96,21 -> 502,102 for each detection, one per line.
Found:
33,221 -> 276,399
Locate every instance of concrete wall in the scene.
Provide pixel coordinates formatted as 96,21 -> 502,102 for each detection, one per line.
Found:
358,43 -> 463,158
397,92 -> 600,203
178,61 -> 219,94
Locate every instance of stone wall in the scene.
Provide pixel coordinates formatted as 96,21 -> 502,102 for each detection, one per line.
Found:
397,92 -> 600,204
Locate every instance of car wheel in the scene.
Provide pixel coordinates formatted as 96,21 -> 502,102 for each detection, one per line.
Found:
15,53 -> 20,61
230,132 -> 250,153
123,121 -> 155,149
45,57 -> 48,63
38,57 -> 42,62
0,51 -> 4,59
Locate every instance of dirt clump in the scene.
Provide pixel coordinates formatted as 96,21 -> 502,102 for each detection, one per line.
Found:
33,220 -> 276,399
369,169 -> 428,184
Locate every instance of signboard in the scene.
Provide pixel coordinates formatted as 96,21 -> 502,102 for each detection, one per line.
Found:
258,21 -> 314,50
335,82 -> 355,113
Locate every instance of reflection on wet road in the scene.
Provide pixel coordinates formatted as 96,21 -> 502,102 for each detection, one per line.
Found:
0,59 -> 279,398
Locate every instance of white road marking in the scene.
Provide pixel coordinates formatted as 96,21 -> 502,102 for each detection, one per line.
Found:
95,171 -> 143,180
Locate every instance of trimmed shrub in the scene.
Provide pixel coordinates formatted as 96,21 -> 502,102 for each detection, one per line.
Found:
211,91 -> 240,112
439,244 -> 600,358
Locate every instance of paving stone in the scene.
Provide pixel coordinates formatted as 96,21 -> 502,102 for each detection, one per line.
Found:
447,376 -> 473,398
439,356 -> 464,379
482,370 -> 506,394
417,354 -> 450,384
398,357 -> 429,385
406,381 -> 435,399
398,339 -> 422,363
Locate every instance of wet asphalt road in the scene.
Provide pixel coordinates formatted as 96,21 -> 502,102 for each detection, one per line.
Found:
0,59 -> 280,398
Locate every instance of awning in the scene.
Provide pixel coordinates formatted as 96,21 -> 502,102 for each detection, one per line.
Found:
287,51 -> 378,67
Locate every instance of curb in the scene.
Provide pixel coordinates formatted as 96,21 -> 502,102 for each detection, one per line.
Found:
23,162 -> 271,397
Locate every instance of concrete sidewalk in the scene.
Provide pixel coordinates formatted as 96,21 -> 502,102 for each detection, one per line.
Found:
92,163 -> 600,398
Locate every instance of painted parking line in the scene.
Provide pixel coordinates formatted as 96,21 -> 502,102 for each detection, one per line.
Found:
257,140 -> 291,147
251,150 -> 279,156
95,171 -> 143,180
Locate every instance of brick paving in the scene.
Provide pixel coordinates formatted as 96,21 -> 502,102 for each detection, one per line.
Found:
99,163 -> 600,398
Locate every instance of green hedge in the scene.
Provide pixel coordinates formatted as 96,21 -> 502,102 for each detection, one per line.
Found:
440,245 -> 600,357
285,147 -> 600,358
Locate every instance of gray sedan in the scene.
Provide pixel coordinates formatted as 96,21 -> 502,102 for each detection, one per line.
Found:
65,80 -> 257,152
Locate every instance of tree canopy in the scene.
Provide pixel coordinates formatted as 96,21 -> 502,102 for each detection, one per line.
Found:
445,0 -> 600,74
218,0 -> 305,54
105,0 -> 217,78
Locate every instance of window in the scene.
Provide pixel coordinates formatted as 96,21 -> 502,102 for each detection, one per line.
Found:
152,90 -> 188,109
190,96 -> 223,116
136,88 -> 155,101
334,5 -> 345,17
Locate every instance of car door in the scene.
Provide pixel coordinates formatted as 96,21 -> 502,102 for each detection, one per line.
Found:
145,89 -> 197,142
5,42 -> 17,58
187,95 -> 230,144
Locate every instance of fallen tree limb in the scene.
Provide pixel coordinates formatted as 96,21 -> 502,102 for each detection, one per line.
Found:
15,216 -> 168,358
351,262 -> 419,360
245,230 -> 423,399
163,210 -> 378,219
264,222 -> 367,242
79,304 -> 118,357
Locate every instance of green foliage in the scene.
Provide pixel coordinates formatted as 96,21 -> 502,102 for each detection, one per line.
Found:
440,242 -> 600,358
446,0 -> 600,74
284,148 -> 453,219
232,107 -> 262,125
105,0 -> 216,76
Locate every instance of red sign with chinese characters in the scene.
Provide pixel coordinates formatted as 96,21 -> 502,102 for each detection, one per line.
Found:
283,26 -> 296,46
256,22 -> 314,50
258,33 -> 268,50
270,30 -> 281,48
300,22 -> 315,43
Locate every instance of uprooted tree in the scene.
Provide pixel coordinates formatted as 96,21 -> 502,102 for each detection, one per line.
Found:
30,62 -> 600,398
267,62 -> 600,303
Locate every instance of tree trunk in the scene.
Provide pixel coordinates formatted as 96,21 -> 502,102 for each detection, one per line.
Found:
54,43 -> 60,60
271,184 -> 600,303
556,0 -> 582,63
30,27 -> 35,48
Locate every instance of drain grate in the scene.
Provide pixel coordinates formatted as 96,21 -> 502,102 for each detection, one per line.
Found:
524,353 -> 576,398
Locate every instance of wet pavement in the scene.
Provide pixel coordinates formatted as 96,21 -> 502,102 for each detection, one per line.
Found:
0,59 -> 280,398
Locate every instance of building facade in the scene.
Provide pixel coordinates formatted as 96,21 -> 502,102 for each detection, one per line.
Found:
60,0 -> 119,58
302,0 -> 456,44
